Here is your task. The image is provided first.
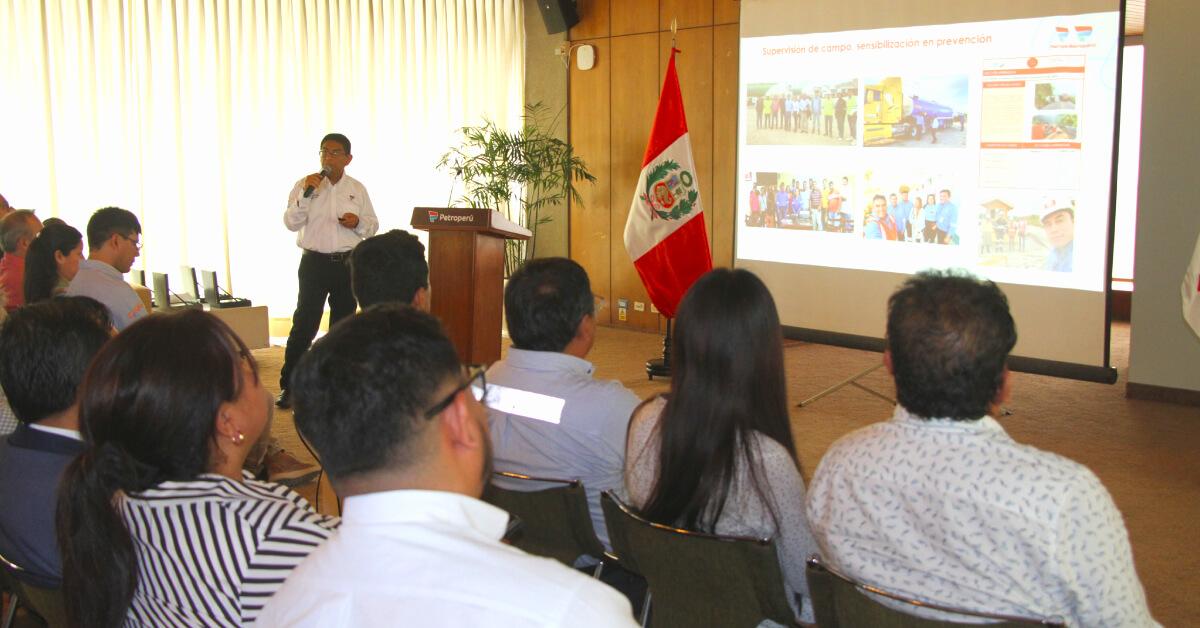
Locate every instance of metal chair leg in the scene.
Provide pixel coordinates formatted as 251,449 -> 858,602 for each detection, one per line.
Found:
2,593 -> 19,628
639,591 -> 652,628
592,560 -> 604,579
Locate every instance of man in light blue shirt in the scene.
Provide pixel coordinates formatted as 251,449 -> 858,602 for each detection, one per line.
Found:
935,189 -> 958,244
65,207 -> 147,331
894,187 -> 914,240
486,258 -> 640,556
1041,205 -> 1075,272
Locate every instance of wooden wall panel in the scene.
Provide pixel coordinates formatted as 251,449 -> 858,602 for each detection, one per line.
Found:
570,0 -> 609,40
569,38 -> 613,324
660,29 -> 714,253
611,0 -> 659,37
714,0 -> 740,25
567,8 -> 740,332
660,0 -> 712,31
609,33 -> 661,331
711,23 -> 738,267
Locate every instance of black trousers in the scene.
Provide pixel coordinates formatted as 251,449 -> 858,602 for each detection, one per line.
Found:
279,250 -> 357,390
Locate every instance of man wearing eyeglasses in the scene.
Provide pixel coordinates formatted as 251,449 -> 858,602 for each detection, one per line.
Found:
65,207 -> 146,331
278,133 -> 379,410
261,305 -> 635,626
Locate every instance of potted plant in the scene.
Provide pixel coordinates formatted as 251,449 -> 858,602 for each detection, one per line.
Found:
438,102 -> 596,276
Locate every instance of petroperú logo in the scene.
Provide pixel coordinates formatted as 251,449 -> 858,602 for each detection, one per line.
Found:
641,160 -> 698,221
427,210 -> 474,224
1055,25 -> 1093,44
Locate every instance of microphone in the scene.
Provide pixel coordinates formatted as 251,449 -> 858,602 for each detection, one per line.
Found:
303,167 -> 330,198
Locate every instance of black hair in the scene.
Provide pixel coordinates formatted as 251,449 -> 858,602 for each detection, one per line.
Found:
886,270 -> 1017,421
56,310 -> 255,627
641,268 -> 798,532
322,133 -> 351,155
23,222 -> 83,303
351,230 -> 428,308
0,297 -> 112,424
85,207 -> 141,250
0,209 -> 38,253
504,257 -> 593,352
291,304 -> 461,480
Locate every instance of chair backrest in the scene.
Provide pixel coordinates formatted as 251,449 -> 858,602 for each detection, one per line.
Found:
600,491 -> 795,628
483,472 -> 605,567
806,556 -> 1065,628
0,549 -> 68,628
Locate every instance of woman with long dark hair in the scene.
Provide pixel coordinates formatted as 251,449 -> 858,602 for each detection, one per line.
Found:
624,268 -> 817,622
57,310 -> 339,627
23,221 -> 84,303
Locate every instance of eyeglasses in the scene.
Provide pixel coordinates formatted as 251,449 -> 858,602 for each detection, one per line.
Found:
318,149 -> 346,157
423,365 -> 487,419
120,234 -> 142,251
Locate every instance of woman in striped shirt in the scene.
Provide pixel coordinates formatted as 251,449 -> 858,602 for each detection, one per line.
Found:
57,310 -> 339,627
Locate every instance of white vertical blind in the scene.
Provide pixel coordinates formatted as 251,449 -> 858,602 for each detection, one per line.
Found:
0,0 -> 525,313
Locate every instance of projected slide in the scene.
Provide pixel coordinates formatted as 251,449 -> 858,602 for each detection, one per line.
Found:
736,12 -> 1120,291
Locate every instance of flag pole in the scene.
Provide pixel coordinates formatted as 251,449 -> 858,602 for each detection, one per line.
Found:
646,17 -> 680,381
646,318 -> 672,380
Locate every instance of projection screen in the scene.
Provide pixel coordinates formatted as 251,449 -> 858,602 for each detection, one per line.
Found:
736,0 -> 1125,381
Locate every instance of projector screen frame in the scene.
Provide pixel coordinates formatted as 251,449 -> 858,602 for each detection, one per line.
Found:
732,0 -> 1129,384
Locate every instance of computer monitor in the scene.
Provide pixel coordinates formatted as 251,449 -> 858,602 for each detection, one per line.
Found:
152,272 -> 200,310
200,270 -> 251,309
180,265 -> 202,303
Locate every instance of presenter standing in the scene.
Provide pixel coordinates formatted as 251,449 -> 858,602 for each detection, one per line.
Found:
277,133 -> 378,408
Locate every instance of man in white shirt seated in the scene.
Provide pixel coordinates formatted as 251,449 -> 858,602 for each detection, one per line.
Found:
259,305 -> 636,627
65,207 -> 147,331
485,257 -> 639,557
807,270 -> 1159,627
0,297 -> 113,587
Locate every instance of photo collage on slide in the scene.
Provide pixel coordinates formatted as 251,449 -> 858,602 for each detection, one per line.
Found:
741,73 -> 969,249
735,12 -> 1119,289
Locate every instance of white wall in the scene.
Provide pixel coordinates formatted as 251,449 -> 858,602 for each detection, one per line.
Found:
1128,0 -> 1200,392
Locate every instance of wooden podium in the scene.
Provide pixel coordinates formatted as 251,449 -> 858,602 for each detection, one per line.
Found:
411,207 -> 530,365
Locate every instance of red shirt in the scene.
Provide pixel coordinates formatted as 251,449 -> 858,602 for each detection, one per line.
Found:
0,254 -> 25,311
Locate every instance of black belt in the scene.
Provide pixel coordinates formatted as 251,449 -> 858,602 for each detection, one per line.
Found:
304,249 -> 351,262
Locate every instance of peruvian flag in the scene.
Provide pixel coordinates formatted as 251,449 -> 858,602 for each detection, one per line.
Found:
624,48 -> 713,318
1184,229 -> 1200,339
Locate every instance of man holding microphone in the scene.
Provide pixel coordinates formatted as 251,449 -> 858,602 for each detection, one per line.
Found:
277,133 -> 378,409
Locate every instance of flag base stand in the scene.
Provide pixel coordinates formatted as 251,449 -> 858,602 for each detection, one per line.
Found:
797,363 -> 893,407
645,319 -> 673,380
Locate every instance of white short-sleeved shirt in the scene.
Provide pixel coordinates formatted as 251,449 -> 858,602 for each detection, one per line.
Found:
808,405 -> 1159,627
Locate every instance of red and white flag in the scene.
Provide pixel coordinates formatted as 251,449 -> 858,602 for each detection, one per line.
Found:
1184,229 -> 1200,339
624,48 -> 713,319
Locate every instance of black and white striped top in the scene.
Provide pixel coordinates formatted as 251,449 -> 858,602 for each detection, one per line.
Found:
117,471 -> 339,626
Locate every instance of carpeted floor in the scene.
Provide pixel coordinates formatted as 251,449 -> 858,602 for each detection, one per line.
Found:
256,321 -> 1197,626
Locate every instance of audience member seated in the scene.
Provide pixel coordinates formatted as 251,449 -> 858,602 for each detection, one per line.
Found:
624,268 -> 817,623
259,305 -> 635,626
350,228 -> 429,309
23,221 -> 85,304
486,257 -> 639,555
0,209 -> 45,311
807,270 -> 1159,626
65,207 -> 147,331
0,297 -> 111,587
56,310 -> 339,627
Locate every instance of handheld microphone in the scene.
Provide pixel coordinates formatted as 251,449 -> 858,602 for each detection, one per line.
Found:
303,167 -> 330,198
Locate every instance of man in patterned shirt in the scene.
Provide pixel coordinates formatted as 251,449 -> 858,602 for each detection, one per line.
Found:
808,270 -> 1159,627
